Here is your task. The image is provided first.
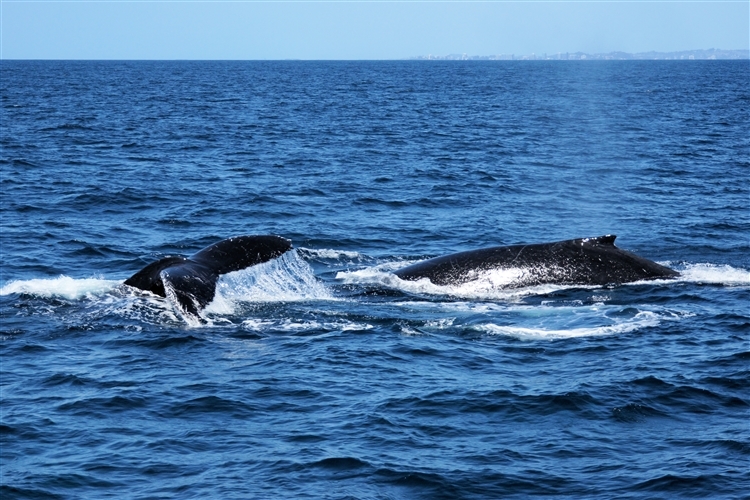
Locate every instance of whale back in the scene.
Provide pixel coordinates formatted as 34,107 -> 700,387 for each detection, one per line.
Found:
394,235 -> 678,287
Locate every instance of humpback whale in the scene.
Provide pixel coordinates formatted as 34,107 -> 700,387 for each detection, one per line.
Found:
394,235 -> 679,288
125,235 -> 292,316
124,234 -> 676,318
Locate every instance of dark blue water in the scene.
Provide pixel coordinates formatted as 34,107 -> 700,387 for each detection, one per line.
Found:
1,60 -> 749,499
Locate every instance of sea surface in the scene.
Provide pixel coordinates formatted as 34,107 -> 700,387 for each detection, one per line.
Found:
1,60 -> 749,499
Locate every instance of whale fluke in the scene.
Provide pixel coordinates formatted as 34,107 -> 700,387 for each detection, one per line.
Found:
125,235 -> 292,317
394,235 -> 679,288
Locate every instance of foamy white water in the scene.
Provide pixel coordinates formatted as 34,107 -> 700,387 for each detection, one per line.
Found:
677,263 -> 750,285
299,247 -> 366,260
477,310 -> 665,340
241,317 -> 373,333
0,276 -> 120,300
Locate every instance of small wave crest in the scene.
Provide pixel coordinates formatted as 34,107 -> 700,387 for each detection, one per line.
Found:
0,275 -> 120,300
241,318 -> 373,334
476,310 -> 663,340
390,300 -> 690,340
298,247 -> 366,261
676,263 -> 750,285
0,275 -> 180,326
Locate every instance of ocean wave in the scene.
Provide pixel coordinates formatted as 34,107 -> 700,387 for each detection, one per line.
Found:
475,310 -> 668,340
241,318 -> 373,334
676,263 -> 750,285
0,275 -> 120,299
298,247 -> 365,261
385,299 -> 692,341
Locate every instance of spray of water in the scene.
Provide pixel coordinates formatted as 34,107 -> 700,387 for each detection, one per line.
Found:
204,250 -> 333,314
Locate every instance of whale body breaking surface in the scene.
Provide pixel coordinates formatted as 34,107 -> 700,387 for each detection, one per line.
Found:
394,235 -> 679,288
124,235 -> 292,317
124,234 -> 679,318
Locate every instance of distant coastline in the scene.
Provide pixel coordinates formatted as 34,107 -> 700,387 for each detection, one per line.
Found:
409,48 -> 749,61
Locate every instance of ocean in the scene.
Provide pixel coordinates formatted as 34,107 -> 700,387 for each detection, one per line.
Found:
1,60 -> 749,499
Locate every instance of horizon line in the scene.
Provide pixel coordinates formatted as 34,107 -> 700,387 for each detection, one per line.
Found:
3,49 -> 749,61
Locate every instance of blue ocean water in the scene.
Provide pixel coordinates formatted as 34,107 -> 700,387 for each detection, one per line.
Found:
1,60 -> 749,499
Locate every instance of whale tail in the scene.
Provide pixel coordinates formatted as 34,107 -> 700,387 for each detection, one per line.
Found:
125,235 -> 292,317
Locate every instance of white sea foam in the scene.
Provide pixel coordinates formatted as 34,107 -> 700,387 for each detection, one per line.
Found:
399,324 -> 423,336
87,290 -> 182,326
241,317 -> 373,333
677,263 -> 750,285
390,300 -> 510,313
391,300 -> 625,322
0,275 -> 120,300
336,260 -> 414,279
423,318 -> 456,329
392,299 -> 688,340
335,262 -> 417,289
477,310 -> 664,340
0,275 -> 185,326
299,247 -> 365,260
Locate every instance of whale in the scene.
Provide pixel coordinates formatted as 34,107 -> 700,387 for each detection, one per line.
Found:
124,234 -> 676,317
394,235 -> 679,288
124,235 -> 292,317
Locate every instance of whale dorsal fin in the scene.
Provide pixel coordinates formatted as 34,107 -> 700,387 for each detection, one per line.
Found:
590,235 -> 617,246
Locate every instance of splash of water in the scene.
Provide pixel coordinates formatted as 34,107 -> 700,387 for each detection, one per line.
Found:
204,250 -> 333,315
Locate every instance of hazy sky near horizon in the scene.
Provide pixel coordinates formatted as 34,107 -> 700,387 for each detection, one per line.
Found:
1,1 -> 748,60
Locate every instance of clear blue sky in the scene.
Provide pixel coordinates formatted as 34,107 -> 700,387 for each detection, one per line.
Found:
1,0 -> 748,59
